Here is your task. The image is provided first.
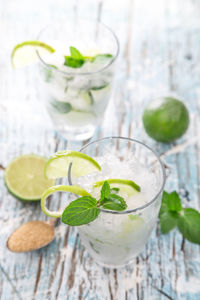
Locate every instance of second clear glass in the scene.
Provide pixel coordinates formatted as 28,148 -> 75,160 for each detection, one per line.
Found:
37,19 -> 119,140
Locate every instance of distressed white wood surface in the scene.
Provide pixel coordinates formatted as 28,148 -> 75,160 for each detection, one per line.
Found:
0,0 -> 200,299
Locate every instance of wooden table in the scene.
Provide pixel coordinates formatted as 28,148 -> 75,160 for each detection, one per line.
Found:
1,0 -> 200,299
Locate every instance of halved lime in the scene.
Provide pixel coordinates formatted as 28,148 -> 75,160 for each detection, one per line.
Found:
45,150 -> 101,179
94,179 -> 140,196
41,185 -> 91,217
11,41 -> 55,68
5,154 -> 55,201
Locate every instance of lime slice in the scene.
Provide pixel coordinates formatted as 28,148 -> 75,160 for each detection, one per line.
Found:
120,215 -> 144,237
5,154 -> 55,201
41,184 -> 91,217
11,41 -> 55,68
90,85 -> 110,103
65,110 -> 96,127
82,91 -> 94,105
69,91 -> 93,111
94,179 -> 140,196
45,150 -> 101,179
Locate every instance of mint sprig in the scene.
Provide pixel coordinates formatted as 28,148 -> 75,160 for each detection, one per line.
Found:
64,46 -> 113,69
100,180 -> 110,203
62,181 -> 129,226
159,191 -> 200,244
178,208 -> 200,244
100,181 -> 126,211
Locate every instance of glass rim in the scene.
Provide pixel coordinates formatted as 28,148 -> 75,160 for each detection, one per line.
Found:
36,19 -> 120,76
79,136 -> 166,215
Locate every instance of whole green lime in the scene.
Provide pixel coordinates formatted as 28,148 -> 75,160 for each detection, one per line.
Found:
142,97 -> 189,143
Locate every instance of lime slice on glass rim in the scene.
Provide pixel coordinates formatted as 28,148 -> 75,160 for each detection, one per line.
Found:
5,154 -> 55,202
94,178 -> 140,197
41,150 -> 101,218
41,185 -> 91,218
11,40 -> 55,68
45,150 -> 101,179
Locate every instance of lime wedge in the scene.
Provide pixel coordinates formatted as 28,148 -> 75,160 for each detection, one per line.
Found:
41,185 -> 91,217
11,41 -> 55,68
94,179 -> 140,196
120,215 -> 144,237
68,92 -> 93,112
82,91 -> 94,106
5,154 -> 55,201
65,111 -> 96,127
45,150 -> 101,179
90,85 -> 110,103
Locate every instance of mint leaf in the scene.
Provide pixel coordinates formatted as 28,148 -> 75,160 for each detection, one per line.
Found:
160,211 -> 179,234
110,187 -> 120,194
166,191 -> 182,212
70,46 -> 84,60
92,53 -> 113,65
159,191 -> 180,233
64,46 -> 113,69
61,181 -> 127,226
64,47 -> 85,68
100,181 -> 110,203
94,54 -> 113,60
90,84 -> 108,91
159,191 -> 169,217
61,196 -> 100,226
64,56 -> 84,68
102,194 -> 127,211
99,182 -> 126,211
177,208 -> 200,244
159,191 -> 182,215
51,101 -> 72,113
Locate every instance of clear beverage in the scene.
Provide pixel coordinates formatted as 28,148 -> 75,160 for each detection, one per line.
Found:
71,137 -> 165,268
37,20 -> 119,140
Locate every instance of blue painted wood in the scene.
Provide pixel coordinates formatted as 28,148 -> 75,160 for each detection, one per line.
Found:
0,0 -> 200,299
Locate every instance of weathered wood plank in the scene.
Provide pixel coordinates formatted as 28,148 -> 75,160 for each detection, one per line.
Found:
0,0 -> 200,299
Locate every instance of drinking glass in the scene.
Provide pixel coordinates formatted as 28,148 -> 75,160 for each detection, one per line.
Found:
37,20 -> 119,140
71,137 -> 166,268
